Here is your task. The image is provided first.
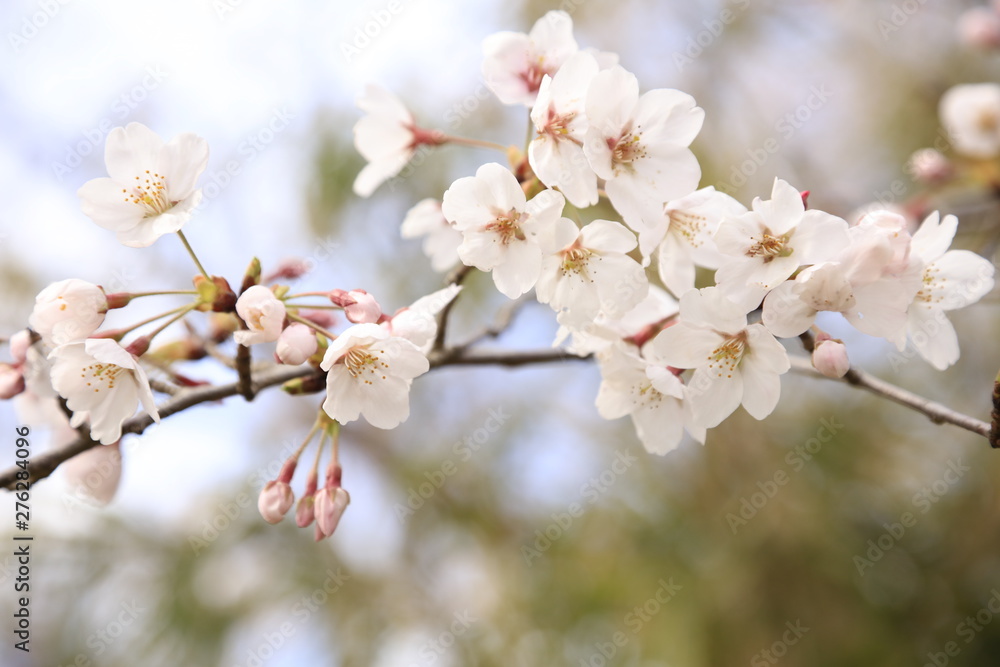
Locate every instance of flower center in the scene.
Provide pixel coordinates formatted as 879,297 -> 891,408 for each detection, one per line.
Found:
635,381 -> 666,407
520,58 -> 549,96
915,265 -> 945,304
560,246 -> 593,278
977,109 -> 1000,134
706,332 -> 747,379
344,346 -> 388,384
746,232 -> 791,263
539,108 -> 578,141
485,208 -> 527,245
122,170 -> 174,218
610,131 -> 646,173
668,209 -> 707,246
80,362 -> 126,393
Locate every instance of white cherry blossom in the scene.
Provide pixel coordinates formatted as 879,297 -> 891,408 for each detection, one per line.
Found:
595,343 -> 704,455
939,83 -> 1000,159
655,187 -> 747,296
401,199 -> 462,273
78,123 -> 209,248
442,163 -> 565,298
648,287 -> 790,429
49,339 -> 160,445
762,212 -> 922,340
321,323 -> 429,429
536,218 -> 648,327
583,66 -> 704,234
714,178 -> 850,304
554,285 -> 678,356
898,212 -> 996,369
353,85 -> 441,197
482,10 -> 578,107
528,51 -> 600,207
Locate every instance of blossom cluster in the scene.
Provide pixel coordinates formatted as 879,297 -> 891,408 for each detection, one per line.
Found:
352,10 -> 996,455
2,121 -> 460,538
1,10 -> 997,537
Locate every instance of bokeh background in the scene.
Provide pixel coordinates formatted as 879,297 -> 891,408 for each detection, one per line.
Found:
2,0 -> 1000,665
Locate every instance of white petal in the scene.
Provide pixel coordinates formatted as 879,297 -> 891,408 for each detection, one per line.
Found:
646,323 -> 720,369
761,282 -> 817,338
907,307 -> 959,370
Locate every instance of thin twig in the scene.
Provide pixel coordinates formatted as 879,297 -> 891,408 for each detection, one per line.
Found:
432,265 -> 473,353
456,295 -> 532,350
1,364 -> 319,490
428,348 -> 590,369
789,356 -> 990,438
235,343 -> 255,401
1,347 -> 590,490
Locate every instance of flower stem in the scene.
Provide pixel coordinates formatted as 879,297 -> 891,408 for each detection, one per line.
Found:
284,291 -> 331,300
441,135 -> 508,152
119,304 -> 195,336
177,231 -> 211,280
293,420 -> 323,462
128,290 -> 200,298
287,313 -> 338,342
144,303 -> 200,341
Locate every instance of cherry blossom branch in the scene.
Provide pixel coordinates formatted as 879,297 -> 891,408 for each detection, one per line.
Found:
432,265 -> 473,353
990,370 -> 1000,449
235,343 -> 255,401
794,333 -> 990,438
427,348 -> 590,368
0,347 -> 590,490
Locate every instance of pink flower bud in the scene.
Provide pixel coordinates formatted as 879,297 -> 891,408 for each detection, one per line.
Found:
258,480 -> 295,524
813,339 -> 850,379
906,148 -> 953,186
29,279 -> 108,345
958,7 -> 1000,49
296,494 -> 316,527
314,486 -> 350,538
0,364 -> 25,399
276,324 -> 319,365
9,330 -> 32,365
330,289 -> 382,324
